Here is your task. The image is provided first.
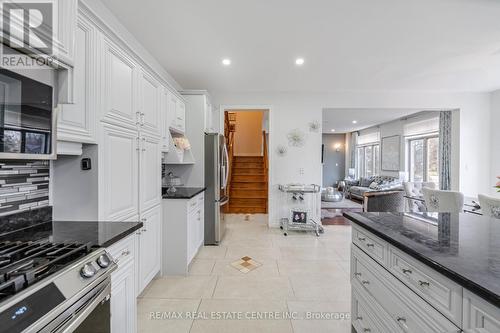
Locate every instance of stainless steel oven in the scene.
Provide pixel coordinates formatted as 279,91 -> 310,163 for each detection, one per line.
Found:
0,67 -> 57,159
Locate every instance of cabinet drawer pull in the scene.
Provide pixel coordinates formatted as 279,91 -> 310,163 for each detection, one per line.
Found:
358,237 -> 366,242
356,316 -> 363,320
366,243 -> 375,248
363,328 -> 371,332
354,272 -> 362,277
418,280 -> 430,287
402,268 -> 412,274
121,250 -> 130,256
361,280 -> 370,285
136,231 -> 142,235
142,228 -> 147,232
396,317 -> 406,323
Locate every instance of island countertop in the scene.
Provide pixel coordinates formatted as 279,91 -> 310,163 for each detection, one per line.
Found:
344,211 -> 500,308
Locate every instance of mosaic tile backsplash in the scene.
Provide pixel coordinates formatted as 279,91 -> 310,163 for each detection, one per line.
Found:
0,160 -> 50,216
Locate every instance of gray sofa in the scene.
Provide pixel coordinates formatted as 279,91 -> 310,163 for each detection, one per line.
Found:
347,176 -> 403,200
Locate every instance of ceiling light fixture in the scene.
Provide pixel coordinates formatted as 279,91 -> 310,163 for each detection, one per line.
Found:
352,120 -> 358,124
222,58 -> 231,66
295,58 -> 305,66
331,129 -> 336,132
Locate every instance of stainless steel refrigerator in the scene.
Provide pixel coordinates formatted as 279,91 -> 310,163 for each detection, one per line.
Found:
204,133 -> 229,245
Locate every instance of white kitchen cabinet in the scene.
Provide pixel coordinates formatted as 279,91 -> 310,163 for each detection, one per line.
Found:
102,37 -> 138,130
108,233 -> 137,333
162,192 -> 205,275
99,123 -> 139,221
181,90 -> 214,133
137,204 -> 162,292
138,70 -> 161,135
160,88 -> 170,153
54,0 -> 78,66
463,290 -> 500,333
168,92 -> 186,133
139,134 -> 161,212
57,11 -> 97,144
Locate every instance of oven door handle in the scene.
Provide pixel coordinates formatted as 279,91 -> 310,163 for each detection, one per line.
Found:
39,280 -> 111,333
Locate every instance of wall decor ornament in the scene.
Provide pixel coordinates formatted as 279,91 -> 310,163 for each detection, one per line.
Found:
287,128 -> 306,147
276,145 -> 287,157
381,135 -> 401,171
308,121 -> 320,132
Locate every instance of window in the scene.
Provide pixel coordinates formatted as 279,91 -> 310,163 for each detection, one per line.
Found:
356,144 -> 380,178
408,136 -> 439,184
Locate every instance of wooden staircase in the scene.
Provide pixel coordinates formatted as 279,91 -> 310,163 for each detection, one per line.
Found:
228,156 -> 268,213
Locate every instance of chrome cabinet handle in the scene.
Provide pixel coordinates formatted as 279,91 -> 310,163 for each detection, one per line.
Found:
136,231 -> 142,235
141,218 -> 147,222
142,137 -> 146,151
402,268 -> 412,274
363,328 -> 371,332
361,280 -> 370,285
136,137 -> 140,151
396,317 -> 406,323
356,316 -> 363,320
140,112 -> 145,126
366,243 -> 374,248
136,111 -> 141,125
142,228 -> 147,232
354,272 -> 362,277
418,280 -> 430,287
358,237 -> 366,241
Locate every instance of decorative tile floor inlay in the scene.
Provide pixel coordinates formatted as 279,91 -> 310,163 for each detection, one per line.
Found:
231,256 -> 262,273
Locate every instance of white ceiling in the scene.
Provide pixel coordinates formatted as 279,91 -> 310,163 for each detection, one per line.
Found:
322,108 -> 425,133
101,0 -> 500,93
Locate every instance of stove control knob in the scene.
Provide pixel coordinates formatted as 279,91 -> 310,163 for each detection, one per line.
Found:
80,263 -> 97,278
96,254 -> 111,268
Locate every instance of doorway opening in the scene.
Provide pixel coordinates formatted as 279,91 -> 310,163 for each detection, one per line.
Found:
223,109 -> 269,215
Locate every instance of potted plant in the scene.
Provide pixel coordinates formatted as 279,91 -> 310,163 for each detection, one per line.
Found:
496,176 -> 500,192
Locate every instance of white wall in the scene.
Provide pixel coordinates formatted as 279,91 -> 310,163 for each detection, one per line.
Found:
213,90 -> 492,226
490,90 -> 500,198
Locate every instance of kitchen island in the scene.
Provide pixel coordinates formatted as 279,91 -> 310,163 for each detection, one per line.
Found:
344,211 -> 500,333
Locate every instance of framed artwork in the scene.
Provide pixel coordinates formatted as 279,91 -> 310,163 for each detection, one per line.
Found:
381,135 -> 401,171
290,208 -> 308,224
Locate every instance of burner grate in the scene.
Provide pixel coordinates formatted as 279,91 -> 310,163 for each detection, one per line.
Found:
0,241 -> 91,302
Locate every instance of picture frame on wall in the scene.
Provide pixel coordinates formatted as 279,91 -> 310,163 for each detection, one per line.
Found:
381,135 -> 401,171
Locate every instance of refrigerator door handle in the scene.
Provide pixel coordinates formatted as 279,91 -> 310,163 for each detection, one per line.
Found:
223,143 -> 229,189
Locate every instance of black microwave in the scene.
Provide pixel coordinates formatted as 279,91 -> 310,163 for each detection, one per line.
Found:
0,68 -> 56,159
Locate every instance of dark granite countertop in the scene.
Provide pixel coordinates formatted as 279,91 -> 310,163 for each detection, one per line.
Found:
0,207 -> 142,248
344,212 -> 500,308
162,187 -> 206,199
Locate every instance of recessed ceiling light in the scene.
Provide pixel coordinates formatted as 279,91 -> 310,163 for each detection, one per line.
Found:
352,120 -> 358,124
295,58 -> 305,66
331,129 -> 336,132
222,58 -> 231,66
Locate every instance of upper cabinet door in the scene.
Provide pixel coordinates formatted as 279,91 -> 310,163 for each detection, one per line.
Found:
57,13 -> 97,143
140,134 -> 161,212
99,123 -> 139,221
54,0 -> 77,65
102,38 -> 138,129
161,89 -> 170,152
176,99 -> 186,132
138,70 -> 161,135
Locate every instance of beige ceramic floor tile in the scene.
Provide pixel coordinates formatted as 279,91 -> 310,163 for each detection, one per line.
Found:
288,300 -> 351,333
189,259 -> 216,275
213,276 -> 294,299
289,275 -> 351,301
195,245 -> 228,259
225,245 -> 281,260
277,259 -> 349,278
137,298 -> 200,333
212,259 -> 280,277
279,246 -> 343,261
190,298 -> 293,333
141,276 -> 218,299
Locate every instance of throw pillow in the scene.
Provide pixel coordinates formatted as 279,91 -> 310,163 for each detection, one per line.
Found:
360,178 -> 373,187
369,181 -> 379,190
